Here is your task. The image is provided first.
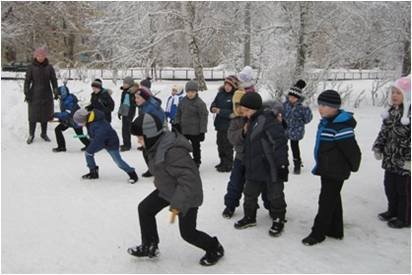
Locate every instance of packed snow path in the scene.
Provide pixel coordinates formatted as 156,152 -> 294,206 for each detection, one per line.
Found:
2,80 -> 410,273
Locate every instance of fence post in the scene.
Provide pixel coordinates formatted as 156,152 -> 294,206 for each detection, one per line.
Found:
101,69 -> 103,79
173,69 -> 175,79
186,69 -> 188,80
160,69 -> 162,79
211,69 -> 213,80
131,69 -> 134,78
69,68 -> 71,80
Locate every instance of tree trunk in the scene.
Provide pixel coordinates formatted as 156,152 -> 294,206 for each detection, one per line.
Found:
294,2 -> 309,80
401,39 -> 411,76
243,2 -> 251,67
182,2 -> 207,91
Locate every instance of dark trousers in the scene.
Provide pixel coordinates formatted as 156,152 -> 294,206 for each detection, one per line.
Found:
311,177 -> 344,239
55,123 -> 90,149
138,189 -> 218,252
217,129 -> 234,167
243,180 -> 286,220
121,116 -> 132,148
224,159 -> 270,210
290,140 -> 301,162
29,122 -> 48,136
384,170 -> 410,224
184,135 -> 201,164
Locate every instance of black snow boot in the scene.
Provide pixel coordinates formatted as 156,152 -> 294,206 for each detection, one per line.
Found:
41,133 -> 51,142
302,234 -> 325,246
222,207 -> 235,219
81,146 -> 87,151
26,135 -> 34,144
127,171 -> 138,184
293,159 -> 302,175
142,170 -> 153,178
82,167 -> 99,180
120,145 -> 131,152
234,216 -> 256,229
199,237 -> 224,266
387,218 -> 408,229
127,243 -> 159,258
378,211 -> 396,222
52,147 -> 66,152
269,218 -> 285,237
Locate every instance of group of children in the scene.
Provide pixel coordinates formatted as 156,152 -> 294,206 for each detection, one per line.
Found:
27,67 -> 410,265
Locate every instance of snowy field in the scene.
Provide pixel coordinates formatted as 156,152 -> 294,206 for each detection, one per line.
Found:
1,79 -> 410,273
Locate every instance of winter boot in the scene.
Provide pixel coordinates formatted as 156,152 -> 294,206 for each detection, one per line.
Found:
217,164 -> 232,173
120,145 -> 131,152
222,207 -> 235,219
26,135 -> 34,144
215,162 -> 223,169
52,147 -> 66,152
269,218 -> 285,237
234,216 -> 256,229
127,243 -> 159,258
40,133 -> 51,142
387,218 -> 407,229
199,237 -> 224,266
142,170 -> 153,178
378,211 -> 396,222
293,159 -> 302,175
127,171 -> 138,184
302,234 -> 325,246
82,167 -> 99,180
81,146 -> 87,151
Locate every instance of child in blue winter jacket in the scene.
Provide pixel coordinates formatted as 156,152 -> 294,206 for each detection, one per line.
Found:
52,85 -> 90,152
73,108 -> 138,184
165,84 -> 184,129
302,90 -> 361,246
283,80 -> 313,174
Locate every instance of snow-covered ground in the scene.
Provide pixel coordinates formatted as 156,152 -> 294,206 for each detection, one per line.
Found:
1,79 -> 410,273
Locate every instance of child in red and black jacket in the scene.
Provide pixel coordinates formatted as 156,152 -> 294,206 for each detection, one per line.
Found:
302,90 -> 361,246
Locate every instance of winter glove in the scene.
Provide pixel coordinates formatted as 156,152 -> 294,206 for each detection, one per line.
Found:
24,95 -> 31,103
53,88 -> 59,100
199,133 -> 205,142
170,208 -> 179,224
277,165 -> 289,182
85,104 -> 93,112
373,149 -> 383,160
403,161 -> 411,172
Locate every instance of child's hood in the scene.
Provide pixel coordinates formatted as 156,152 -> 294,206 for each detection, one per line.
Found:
154,131 -> 193,164
332,110 -> 357,128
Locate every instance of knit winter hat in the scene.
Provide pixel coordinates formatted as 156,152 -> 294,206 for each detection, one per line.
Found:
91,79 -> 103,88
73,108 -> 90,125
288,79 -> 306,99
382,75 -> 411,125
239,66 -> 254,88
131,113 -> 163,138
185,80 -> 199,92
140,77 -> 152,89
240,92 -> 262,110
317,90 -> 341,109
137,86 -> 152,101
263,100 -> 284,116
232,90 -> 246,116
123,76 -> 135,87
33,47 -> 48,58
224,75 -> 240,90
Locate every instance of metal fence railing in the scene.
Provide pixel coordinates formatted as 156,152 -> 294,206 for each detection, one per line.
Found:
1,67 -> 395,81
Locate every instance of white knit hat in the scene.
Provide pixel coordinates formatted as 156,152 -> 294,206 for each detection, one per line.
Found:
238,66 -> 255,88
381,75 -> 411,125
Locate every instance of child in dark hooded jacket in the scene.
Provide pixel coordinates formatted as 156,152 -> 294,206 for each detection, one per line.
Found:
127,113 -> 224,266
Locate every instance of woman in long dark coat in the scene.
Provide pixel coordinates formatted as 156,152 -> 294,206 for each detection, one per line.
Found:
24,47 -> 58,144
